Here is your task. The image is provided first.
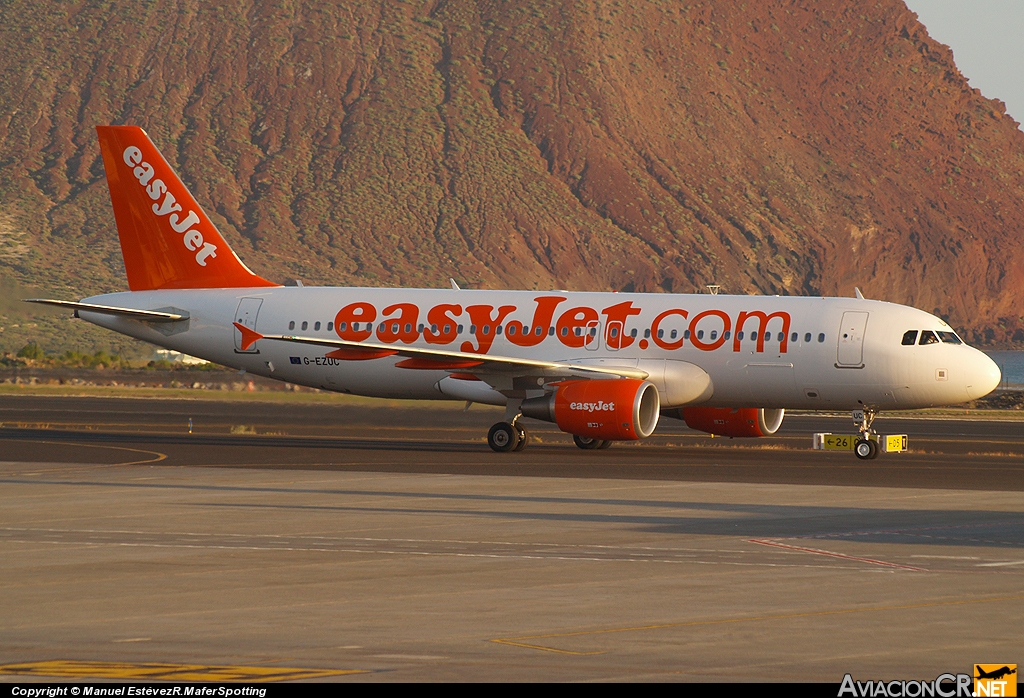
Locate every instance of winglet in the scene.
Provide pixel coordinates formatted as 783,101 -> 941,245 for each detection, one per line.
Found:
233,322 -> 264,351
855,287 -> 865,300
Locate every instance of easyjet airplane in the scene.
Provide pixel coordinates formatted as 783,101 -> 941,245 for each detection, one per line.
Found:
27,126 -> 1001,458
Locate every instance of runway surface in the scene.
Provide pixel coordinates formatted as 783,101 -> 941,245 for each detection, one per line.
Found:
1,395 -> 1022,681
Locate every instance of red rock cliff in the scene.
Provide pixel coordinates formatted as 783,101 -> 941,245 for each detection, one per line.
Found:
1,0 -> 1022,342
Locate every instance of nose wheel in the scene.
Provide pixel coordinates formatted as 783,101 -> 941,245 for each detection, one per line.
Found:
854,438 -> 879,460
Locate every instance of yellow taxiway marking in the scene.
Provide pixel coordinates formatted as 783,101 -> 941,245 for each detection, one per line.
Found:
0,660 -> 365,681
491,594 -> 1024,655
0,438 -> 166,468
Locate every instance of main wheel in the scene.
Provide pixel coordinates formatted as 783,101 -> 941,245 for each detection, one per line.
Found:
488,422 -> 520,452
598,439 -> 613,449
854,439 -> 874,460
513,424 -> 529,451
573,434 -> 604,450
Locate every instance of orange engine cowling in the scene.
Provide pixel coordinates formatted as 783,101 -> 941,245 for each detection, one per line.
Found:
677,407 -> 785,437
521,379 -> 661,441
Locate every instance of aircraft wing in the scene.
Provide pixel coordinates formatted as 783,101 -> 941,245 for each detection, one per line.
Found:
235,323 -> 649,381
24,299 -> 188,323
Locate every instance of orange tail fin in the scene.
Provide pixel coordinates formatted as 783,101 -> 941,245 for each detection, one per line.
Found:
97,125 -> 277,291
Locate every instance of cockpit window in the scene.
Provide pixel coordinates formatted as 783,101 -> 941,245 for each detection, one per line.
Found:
901,330 -> 918,346
919,330 -> 939,345
936,331 -> 963,345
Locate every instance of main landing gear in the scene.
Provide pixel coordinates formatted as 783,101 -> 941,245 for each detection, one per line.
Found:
853,408 -> 880,460
487,420 -> 528,452
487,399 -> 613,452
573,435 -> 612,450
487,422 -> 613,452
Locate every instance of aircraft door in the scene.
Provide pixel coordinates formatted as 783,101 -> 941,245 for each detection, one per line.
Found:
837,311 -> 868,367
585,320 -> 601,351
234,297 -> 263,353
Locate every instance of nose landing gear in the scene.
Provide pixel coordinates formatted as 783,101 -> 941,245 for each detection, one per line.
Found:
853,408 -> 880,460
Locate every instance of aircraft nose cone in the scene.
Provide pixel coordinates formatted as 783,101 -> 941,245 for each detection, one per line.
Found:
965,350 -> 1001,400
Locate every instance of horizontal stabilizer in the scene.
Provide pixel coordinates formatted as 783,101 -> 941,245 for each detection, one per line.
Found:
23,299 -> 188,323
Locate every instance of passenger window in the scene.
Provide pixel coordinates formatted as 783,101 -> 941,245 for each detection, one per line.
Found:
937,331 -> 963,345
902,330 -> 918,345
764,332 -> 772,341
697,330 -> 704,340
327,322 -> 333,332
751,331 -> 758,341
791,332 -> 797,342
301,321 -> 308,331
288,321 -> 295,330
496,325 -> 502,335
724,331 -> 731,340
684,330 -> 690,339
708,330 -> 716,340
458,325 -> 464,334
657,329 -> 664,338
737,331 -> 744,340
804,333 -> 811,342
630,328 -> 637,338
817,333 -> 825,343
919,330 -> 939,345
671,329 -> 678,339
314,321 -> 321,331
508,325 -> 517,335
417,323 -> 424,333
548,326 -> 554,336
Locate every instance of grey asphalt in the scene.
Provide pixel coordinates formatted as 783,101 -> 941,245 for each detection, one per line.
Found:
1,395 -> 1021,681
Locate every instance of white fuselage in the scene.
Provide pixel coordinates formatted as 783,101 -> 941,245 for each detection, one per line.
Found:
79,287 -> 1001,411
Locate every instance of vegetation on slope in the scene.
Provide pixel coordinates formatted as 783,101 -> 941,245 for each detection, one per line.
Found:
1,0 -> 1023,352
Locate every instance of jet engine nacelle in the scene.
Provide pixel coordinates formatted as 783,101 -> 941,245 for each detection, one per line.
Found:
674,406 -> 785,437
521,379 -> 660,441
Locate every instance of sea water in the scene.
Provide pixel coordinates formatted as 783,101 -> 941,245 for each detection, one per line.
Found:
984,351 -> 1024,389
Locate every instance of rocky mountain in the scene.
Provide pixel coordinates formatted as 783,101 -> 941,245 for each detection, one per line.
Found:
1,0 -> 1023,346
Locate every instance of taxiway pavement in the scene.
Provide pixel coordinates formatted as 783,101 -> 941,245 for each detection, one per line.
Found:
1,395 -> 1021,681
